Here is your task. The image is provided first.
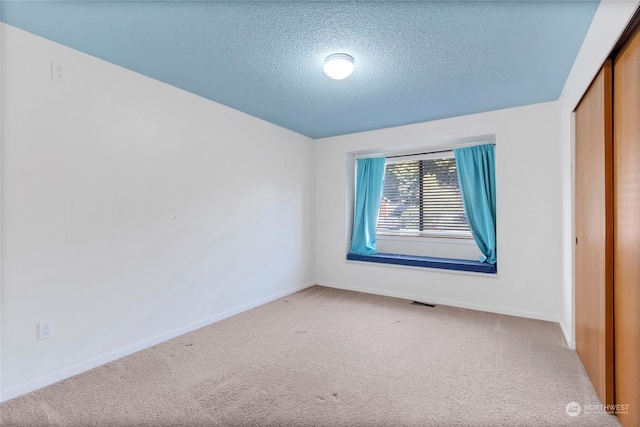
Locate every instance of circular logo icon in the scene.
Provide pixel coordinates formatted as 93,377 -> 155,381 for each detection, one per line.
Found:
566,402 -> 582,417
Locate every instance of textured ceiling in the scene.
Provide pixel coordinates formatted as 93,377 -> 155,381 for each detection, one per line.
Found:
1,1 -> 599,139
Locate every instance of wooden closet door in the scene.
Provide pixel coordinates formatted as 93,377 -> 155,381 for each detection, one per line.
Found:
614,27 -> 640,427
574,60 -> 614,407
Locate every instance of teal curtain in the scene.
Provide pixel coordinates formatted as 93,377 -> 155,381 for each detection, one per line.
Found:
349,157 -> 386,255
454,144 -> 497,264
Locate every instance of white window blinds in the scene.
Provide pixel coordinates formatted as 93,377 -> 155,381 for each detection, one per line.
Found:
377,152 -> 472,236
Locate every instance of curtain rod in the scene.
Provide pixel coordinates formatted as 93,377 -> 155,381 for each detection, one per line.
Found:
385,143 -> 495,159
386,149 -> 453,159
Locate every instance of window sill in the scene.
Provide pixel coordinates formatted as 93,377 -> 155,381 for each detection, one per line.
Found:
346,252 -> 497,274
377,232 -> 474,240
376,234 -> 477,245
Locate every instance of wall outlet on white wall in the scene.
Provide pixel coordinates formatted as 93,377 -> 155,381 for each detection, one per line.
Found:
51,61 -> 66,82
524,278 -> 533,291
38,320 -> 54,340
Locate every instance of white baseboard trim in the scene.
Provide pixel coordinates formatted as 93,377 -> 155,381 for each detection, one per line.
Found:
318,281 -> 560,323
0,281 -> 315,403
559,319 -> 575,349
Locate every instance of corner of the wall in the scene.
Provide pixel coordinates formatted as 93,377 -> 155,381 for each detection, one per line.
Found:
559,319 -> 575,350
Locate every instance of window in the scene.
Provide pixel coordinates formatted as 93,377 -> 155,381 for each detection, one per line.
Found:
377,152 -> 472,238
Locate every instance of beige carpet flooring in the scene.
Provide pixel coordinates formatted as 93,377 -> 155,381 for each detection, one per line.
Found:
0,285 -> 620,426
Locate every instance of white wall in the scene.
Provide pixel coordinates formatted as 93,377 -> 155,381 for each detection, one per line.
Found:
376,235 -> 481,260
558,0 -> 640,348
315,101 -> 563,321
0,24 -> 315,401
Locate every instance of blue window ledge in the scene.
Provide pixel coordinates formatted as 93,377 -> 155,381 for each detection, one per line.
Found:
346,252 -> 497,274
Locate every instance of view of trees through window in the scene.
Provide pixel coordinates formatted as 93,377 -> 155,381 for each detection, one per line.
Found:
377,155 -> 471,235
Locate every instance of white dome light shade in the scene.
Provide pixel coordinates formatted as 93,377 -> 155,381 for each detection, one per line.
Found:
324,53 -> 354,80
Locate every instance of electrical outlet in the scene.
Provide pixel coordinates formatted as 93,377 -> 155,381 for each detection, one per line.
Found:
38,320 -> 54,340
525,278 -> 533,291
51,61 -> 66,82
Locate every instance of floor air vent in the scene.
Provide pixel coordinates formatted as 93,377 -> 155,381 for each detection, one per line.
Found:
411,301 -> 436,308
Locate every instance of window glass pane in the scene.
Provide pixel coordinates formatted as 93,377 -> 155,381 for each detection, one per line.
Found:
379,161 -> 420,232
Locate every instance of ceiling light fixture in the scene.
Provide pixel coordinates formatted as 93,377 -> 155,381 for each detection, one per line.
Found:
324,53 -> 354,80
